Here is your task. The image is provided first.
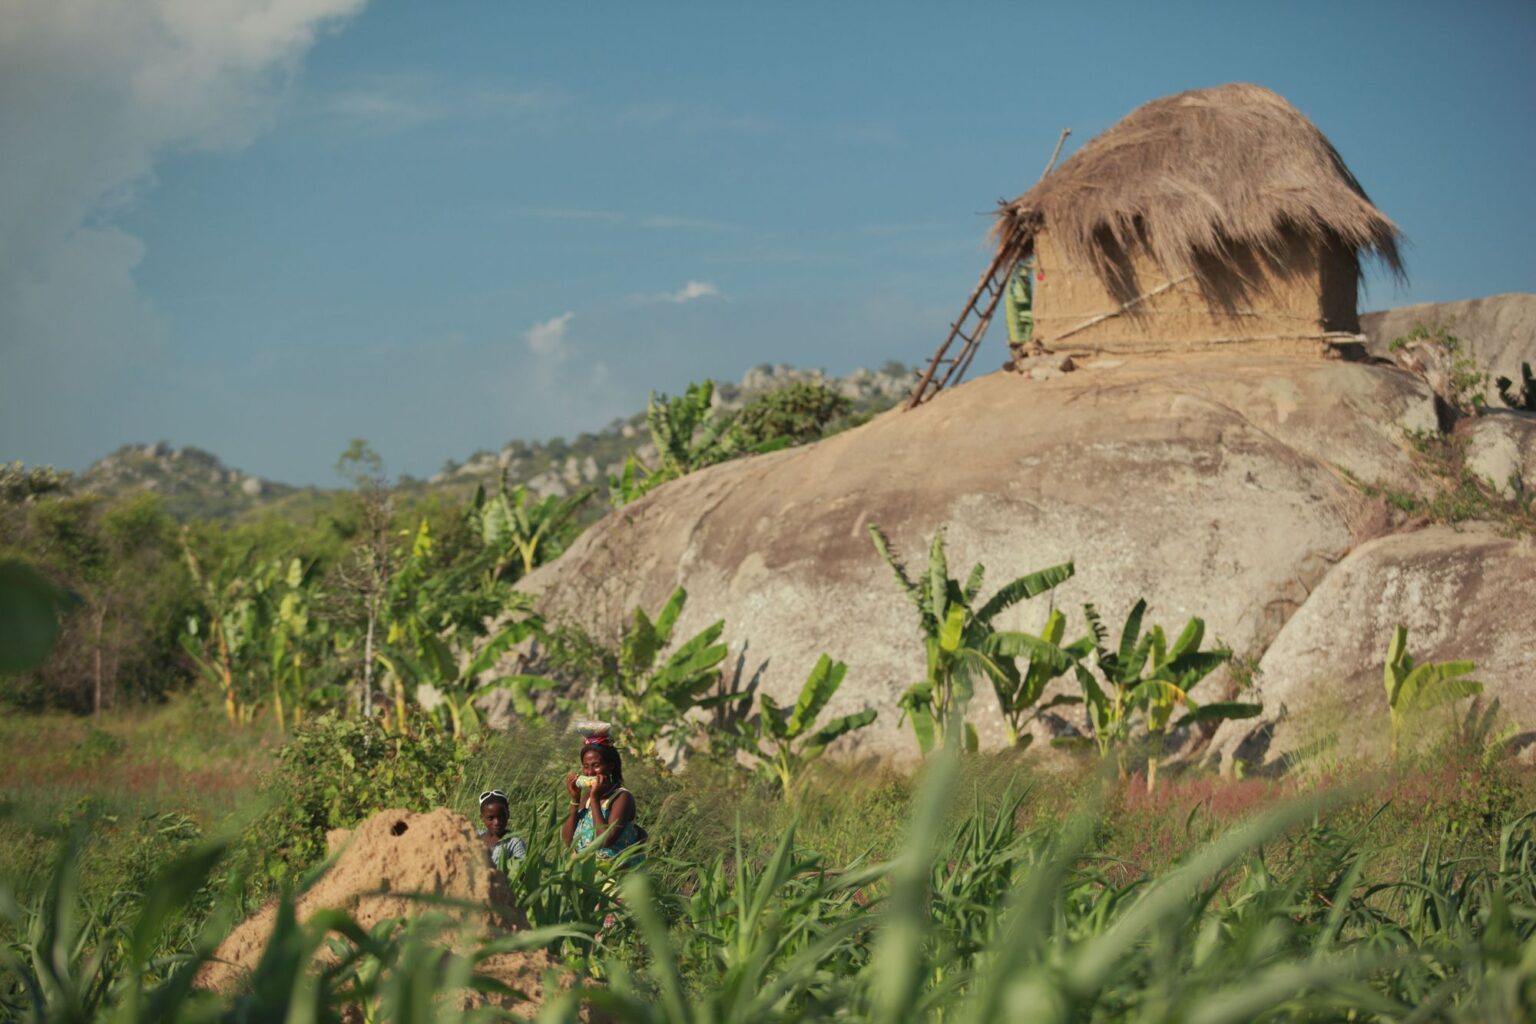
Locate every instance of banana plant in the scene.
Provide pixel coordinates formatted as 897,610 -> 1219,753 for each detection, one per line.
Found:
607,453 -> 655,508
1073,601 -> 1257,789
609,382 -> 747,507
745,655 -> 878,796
264,557 -> 325,734
181,541 -> 324,729
471,476 -> 592,581
648,381 -> 743,477
603,586 -> 734,757
992,607 -> 1092,749
869,523 -> 1074,755
1136,617 -> 1256,791
1383,624 -> 1482,759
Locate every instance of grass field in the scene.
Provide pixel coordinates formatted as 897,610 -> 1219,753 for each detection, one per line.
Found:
2,698 -> 1534,1021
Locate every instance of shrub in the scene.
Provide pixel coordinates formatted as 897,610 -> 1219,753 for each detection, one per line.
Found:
730,381 -> 852,448
238,715 -> 466,890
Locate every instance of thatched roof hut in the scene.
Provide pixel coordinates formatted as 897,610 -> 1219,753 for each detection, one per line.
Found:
995,83 -> 1404,356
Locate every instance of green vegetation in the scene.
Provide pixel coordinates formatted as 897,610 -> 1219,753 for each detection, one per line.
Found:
3,360 -> 1532,1019
736,654 -> 876,797
1383,624 -> 1483,760
869,523 -> 1074,753
1389,322 -> 1490,413
609,382 -> 744,506
1071,601 -> 1259,790
2,706 -> 1533,1022
1341,428 -> 1535,536
728,379 -> 852,448
470,476 -> 593,582
238,715 -> 466,890
596,587 -> 731,758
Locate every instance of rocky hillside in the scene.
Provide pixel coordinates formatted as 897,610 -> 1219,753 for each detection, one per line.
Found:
73,443 -> 303,520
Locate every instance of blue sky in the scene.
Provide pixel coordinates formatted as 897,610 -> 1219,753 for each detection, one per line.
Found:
3,1 -> 1533,485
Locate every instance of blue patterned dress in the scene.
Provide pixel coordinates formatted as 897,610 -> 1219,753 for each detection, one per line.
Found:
572,788 -> 643,861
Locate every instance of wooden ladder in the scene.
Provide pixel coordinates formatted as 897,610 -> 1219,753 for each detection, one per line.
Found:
905,128 -> 1069,411
905,233 -> 1021,409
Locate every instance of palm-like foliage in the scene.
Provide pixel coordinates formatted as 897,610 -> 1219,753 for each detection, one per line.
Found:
180,542 -> 327,730
1384,624 -> 1483,759
376,520 -> 552,737
868,523 -> 1074,753
1073,601 -> 1257,788
647,381 -> 743,478
743,655 -> 878,796
587,586 -> 733,757
610,382 -> 747,507
471,477 -> 592,581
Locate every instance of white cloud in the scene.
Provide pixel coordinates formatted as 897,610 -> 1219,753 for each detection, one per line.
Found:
0,0 -> 368,467
525,312 -> 574,358
634,280 -> 723,305
667,280 -> 721,303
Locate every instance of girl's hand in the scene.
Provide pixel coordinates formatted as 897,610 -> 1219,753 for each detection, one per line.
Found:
587,772 -> 606,805
565,772 -> 581,802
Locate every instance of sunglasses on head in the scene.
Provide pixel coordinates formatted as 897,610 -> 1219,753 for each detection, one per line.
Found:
478,789 -> 508,806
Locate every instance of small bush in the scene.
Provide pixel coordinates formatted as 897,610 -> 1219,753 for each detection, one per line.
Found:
730,381 -> 852,448
238,715 -> 466,890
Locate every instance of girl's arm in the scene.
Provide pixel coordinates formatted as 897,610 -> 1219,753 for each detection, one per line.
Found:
561,772 -> 582,846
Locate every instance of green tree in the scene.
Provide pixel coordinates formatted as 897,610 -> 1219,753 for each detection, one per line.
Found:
577,587 -> 732,757
332,440 -> 396,720
869,523 -> 1073,753
22,494 -> 190,714
375,520 -> 551,737
990,606 -> 1089,749
180,540 -> 316,728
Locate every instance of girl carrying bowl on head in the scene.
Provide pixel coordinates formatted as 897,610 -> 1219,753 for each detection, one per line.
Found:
562,725 -> 644,862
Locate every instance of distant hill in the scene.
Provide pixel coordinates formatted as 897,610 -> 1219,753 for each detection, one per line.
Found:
72,443 -> 320,521
52,362 -> 915,521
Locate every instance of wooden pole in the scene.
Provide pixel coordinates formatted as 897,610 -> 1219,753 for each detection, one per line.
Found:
1039,128 -> 1071,182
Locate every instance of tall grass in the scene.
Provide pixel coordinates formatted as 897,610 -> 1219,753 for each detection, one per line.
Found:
3,714 -> 1533,1021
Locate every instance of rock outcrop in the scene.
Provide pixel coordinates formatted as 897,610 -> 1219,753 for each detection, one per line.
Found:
1362,293 -> 1536,389
522,356 -> 1443,760
1465,412 -> 1536,499
1210,526 -> 1536,769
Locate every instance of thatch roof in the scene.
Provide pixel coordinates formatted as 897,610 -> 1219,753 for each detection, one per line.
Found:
995,84 -> 1405,292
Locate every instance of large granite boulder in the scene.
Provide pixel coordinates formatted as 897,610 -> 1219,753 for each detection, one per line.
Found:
1465,412 -> 1536,500
521,356 -> 1439,760
1362,293 -> 1536,390
1211,526 -> 1536,769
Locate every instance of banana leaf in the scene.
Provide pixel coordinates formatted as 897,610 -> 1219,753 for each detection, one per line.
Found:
974,561 -> 1075,624
787,654 -> 848,739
